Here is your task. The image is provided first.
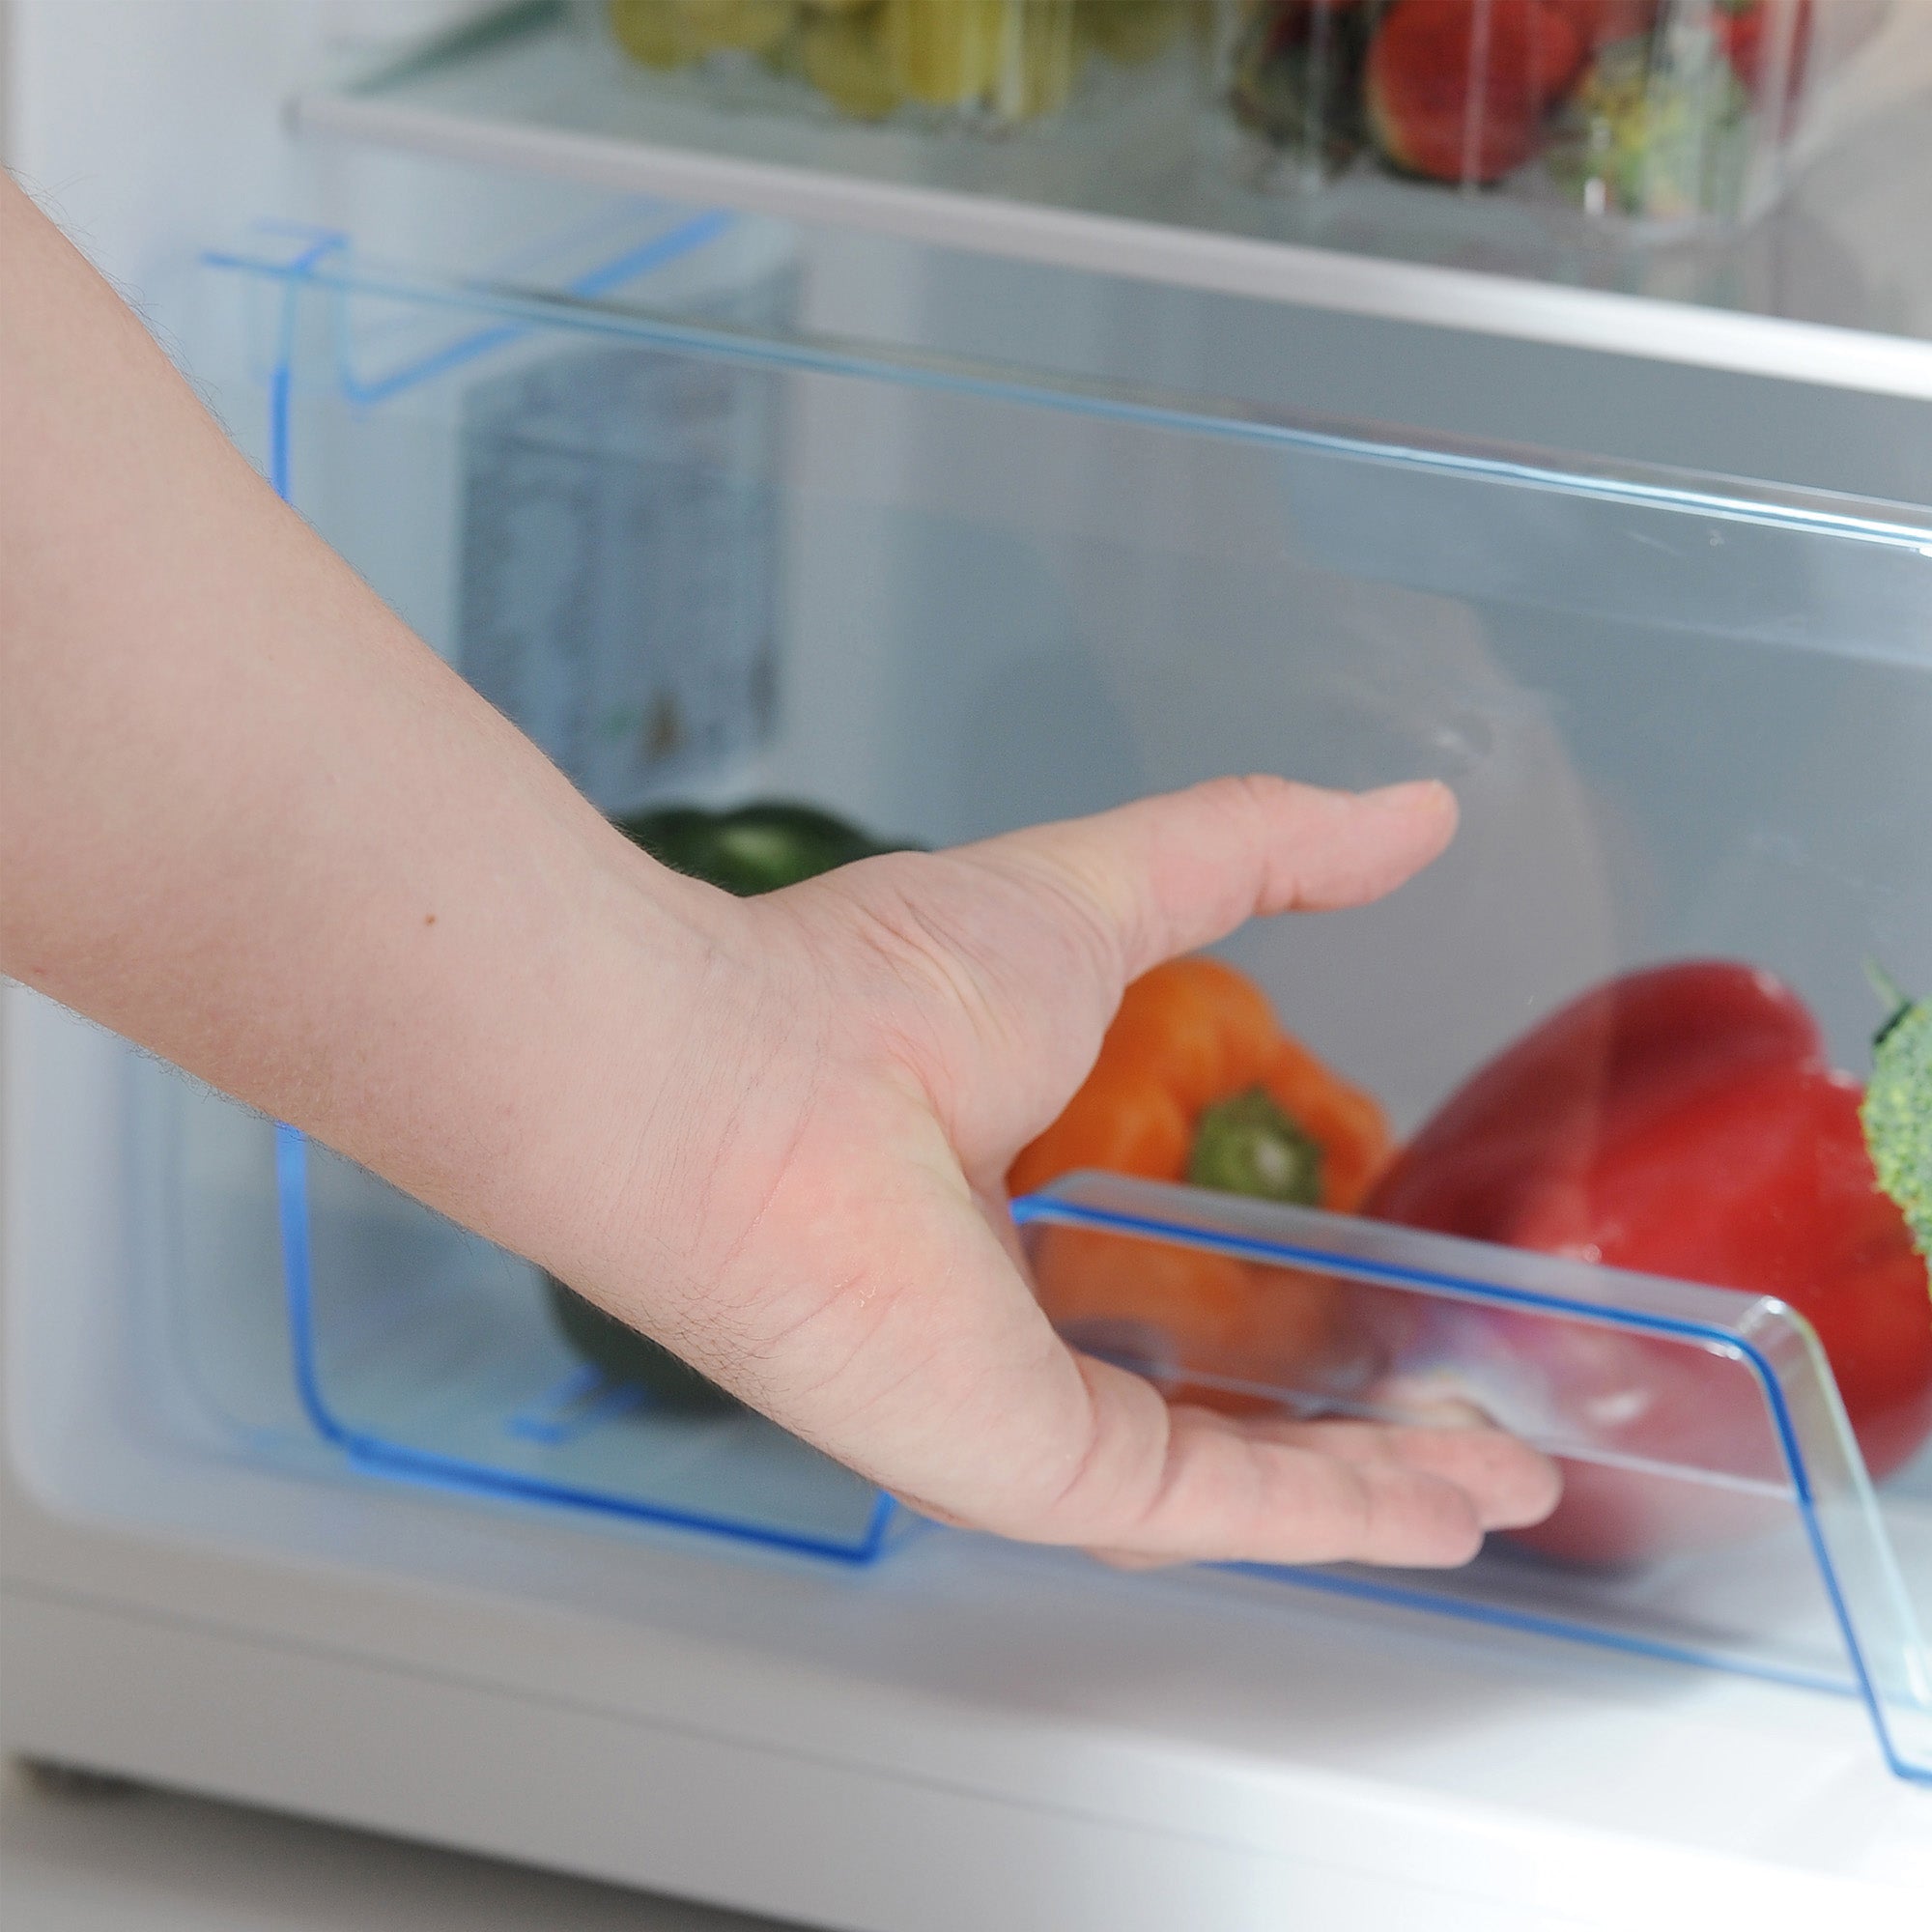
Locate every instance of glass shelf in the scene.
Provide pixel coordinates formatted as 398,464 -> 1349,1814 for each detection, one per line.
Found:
294,0 -> 1932,397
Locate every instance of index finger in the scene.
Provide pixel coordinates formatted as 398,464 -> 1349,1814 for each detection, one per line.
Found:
973,776 -> 1458,988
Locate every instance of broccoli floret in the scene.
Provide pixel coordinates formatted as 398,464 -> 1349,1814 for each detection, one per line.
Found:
1863,973 -> 1932,1287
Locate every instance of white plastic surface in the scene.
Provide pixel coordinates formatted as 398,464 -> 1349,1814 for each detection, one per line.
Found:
0,1766 -> 772,1932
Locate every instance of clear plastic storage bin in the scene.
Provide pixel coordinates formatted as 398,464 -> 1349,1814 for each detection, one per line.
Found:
199,190 -> 1932,1778
1219,0 -> 1889,230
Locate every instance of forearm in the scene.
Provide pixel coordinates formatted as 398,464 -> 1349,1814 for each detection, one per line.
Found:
0,173 -> 716,1281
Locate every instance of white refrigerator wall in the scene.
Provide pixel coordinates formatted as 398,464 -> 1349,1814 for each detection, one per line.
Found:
2,1 -> 505,285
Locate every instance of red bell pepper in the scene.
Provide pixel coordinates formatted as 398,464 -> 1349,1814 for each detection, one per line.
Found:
1365,961 -> 1932,1566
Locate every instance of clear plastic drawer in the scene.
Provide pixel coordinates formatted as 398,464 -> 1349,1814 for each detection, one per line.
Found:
196,189 -> 1932,1780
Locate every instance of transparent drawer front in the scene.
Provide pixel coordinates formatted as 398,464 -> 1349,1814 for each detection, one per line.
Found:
1022,1174 -> 1932,1785
202,198 -> 1932,1776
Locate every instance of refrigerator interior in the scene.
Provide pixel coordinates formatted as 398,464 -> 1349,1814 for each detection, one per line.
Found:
9,149 -> 1932,1787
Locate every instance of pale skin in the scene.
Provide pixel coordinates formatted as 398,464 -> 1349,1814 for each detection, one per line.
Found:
0,173 -> 1557,1567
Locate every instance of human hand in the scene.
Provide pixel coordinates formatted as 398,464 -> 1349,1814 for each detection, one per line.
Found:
551,777 -> 1561,1569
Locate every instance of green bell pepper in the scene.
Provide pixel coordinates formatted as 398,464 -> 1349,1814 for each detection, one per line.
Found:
544,799 -> 913,1409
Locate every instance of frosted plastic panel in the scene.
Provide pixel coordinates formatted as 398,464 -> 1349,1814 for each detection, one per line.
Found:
199,202 -> 1932,1777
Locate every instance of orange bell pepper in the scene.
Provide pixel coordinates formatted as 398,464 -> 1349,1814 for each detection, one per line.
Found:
1011,957 -> 1393,1406
1010,956 -> 1390,1208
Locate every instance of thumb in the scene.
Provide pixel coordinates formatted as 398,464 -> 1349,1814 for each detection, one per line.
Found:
969,775 -> 1457,986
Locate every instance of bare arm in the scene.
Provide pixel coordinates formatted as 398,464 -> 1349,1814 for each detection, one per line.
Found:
1,171 -> 721,1252
0,174 -> 1555,1564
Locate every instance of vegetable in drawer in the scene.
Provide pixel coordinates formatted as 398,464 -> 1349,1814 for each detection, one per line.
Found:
1012,956 -> 1395,1404
544,799 -> 910,1408
1010,955 -> 1392,1210
1365,960 -> 1932,1566
1863,968 -> 1932,1277
615,797 -> 912,895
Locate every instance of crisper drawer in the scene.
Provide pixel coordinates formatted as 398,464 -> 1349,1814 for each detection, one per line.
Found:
185,191 -> 1932,1783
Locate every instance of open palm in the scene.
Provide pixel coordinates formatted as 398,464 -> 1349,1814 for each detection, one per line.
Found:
569,776 -> 1559,1568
